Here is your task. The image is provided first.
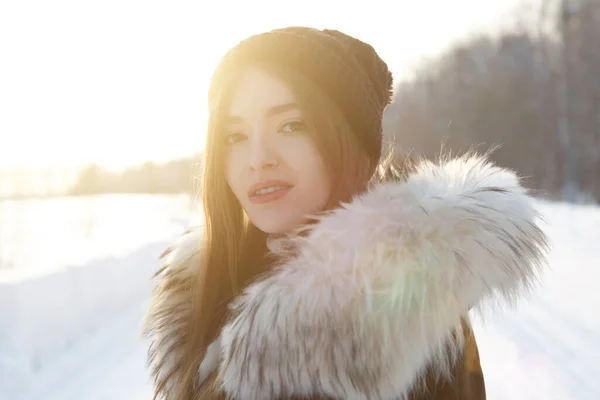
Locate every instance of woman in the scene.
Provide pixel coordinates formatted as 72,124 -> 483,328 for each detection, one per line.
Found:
143,27 -> 548,400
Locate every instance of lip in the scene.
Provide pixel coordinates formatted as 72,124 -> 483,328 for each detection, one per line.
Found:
248,179 -> 294,204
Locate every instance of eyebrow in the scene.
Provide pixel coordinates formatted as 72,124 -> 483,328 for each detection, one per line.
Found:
225,102 -> 299,124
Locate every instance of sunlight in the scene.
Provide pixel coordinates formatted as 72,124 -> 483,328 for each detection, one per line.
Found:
0,0 -> 523,171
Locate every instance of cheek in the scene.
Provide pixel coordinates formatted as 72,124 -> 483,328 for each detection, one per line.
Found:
290,141 -> 331,200
224,150 -> 243,197
311,162 -> 332,204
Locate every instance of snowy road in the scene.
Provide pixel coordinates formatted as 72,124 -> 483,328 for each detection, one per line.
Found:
7,200 -> 600,400
11,300 -> 154,400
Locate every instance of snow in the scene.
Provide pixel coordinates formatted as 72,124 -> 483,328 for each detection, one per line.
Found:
0,194 -> 199,400
0,243 -> 165,399
1,196 -> 598,400
0,194 -> 197,278
472,200 -> 600,400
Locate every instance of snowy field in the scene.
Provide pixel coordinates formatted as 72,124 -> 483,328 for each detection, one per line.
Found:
0,195 -> 599,400
0,194 -> 200,277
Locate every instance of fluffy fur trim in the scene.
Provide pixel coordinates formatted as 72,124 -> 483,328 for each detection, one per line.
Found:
216,156 -> 548,399
143,155 -> 549,400
142,227 -> 204,397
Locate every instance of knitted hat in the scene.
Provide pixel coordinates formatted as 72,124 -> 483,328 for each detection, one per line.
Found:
208,26 -> 394,164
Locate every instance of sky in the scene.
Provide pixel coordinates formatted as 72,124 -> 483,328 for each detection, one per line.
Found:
0,0 -> 526,172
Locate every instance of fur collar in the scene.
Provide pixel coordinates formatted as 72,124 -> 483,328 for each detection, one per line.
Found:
143,155 -> 549,400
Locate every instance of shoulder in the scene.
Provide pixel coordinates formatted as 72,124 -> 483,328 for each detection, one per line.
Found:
142,226 -> 205,397
153,226 -> 205,281
215,154 -> 548,399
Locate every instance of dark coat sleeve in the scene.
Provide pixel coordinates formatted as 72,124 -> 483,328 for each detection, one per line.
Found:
410,320 -> 486,400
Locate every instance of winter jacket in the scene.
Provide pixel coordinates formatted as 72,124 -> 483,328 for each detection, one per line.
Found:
144,155 -> 548,399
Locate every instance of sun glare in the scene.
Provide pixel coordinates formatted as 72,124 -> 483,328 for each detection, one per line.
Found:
0,0 -> 523,173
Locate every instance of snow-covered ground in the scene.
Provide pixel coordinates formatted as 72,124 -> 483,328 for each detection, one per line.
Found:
473,200 -> 600,400
1,196 -> 599,400
0,194 -> 198,277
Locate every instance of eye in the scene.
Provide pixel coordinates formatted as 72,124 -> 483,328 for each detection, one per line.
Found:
225,132 -> 247,145
279,120 -> 307,134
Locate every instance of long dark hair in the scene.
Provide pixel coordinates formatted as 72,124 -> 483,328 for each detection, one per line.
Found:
153,62 -> 408,400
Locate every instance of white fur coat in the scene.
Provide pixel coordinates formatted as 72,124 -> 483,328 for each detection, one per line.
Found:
143,155 -> 548,400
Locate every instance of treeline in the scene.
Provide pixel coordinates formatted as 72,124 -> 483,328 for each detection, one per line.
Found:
68,155 -> 201,196
68,0 -> 600,203
384,0 -> 600,203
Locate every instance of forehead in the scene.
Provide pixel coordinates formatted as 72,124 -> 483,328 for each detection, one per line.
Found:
228,66 -> 297,118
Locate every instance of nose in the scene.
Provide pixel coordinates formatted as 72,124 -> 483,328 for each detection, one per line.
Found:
249,136 -> 278,171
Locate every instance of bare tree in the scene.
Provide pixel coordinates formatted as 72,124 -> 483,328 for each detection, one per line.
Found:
383,0 -> 600,203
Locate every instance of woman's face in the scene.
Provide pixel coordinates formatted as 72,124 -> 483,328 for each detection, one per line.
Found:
223,66 -> 332,234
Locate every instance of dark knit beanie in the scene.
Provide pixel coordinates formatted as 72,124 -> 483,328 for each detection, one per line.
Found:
208,26 -> 394,164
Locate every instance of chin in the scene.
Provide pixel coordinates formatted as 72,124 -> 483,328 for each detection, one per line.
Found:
252,220 -> 293,235
249,213 -> 304,235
